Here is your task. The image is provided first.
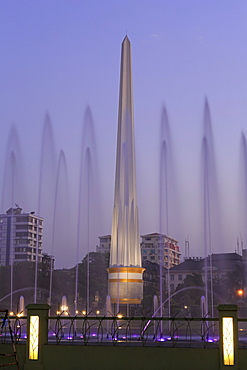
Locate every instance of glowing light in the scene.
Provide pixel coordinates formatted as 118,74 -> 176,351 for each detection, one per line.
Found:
75,310 -> 79,314
96,310 -> 100,315
56,311 -> 61,315
184,305 -> 188,309
9,311 -> 14,316
82,311 -> 86,315
29,316 -> 39,360
117,314 -> 123,319
17,313 -> 23,318
237,289 -> 244,297
222,317 -> 234,366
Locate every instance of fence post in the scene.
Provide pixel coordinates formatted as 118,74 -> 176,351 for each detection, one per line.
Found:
24,304 -> 50,370
218,304 -> 239,370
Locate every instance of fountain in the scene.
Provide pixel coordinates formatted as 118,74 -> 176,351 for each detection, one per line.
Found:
18,295 -> 25,316
202,99 -> 223,318
61,295 -> 68,314
0,37 -> 246,319
106,295 -> 113,337
74,106 -> 100,315
159,105 -> 179,325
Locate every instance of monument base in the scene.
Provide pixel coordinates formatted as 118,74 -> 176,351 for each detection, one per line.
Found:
107,266 -> 145,304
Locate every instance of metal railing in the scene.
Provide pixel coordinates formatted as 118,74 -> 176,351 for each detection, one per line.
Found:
47,314 -> 219,347
3,312 -> 247,349
0,315 -> 27,344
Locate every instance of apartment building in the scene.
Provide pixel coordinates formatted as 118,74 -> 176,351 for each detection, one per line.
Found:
0,207 -> 43,266
141,233 -> 181,268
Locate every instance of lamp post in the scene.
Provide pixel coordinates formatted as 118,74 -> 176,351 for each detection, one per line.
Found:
218,304 -> 239,370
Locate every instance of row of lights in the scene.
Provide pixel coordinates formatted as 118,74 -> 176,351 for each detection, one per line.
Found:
10,309 -> 124,318
9,311 -> 24,318
55,310 -> 124,319
56,309 -> 102,316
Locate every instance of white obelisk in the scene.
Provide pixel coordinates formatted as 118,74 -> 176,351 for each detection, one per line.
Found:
107,36 -> 144,305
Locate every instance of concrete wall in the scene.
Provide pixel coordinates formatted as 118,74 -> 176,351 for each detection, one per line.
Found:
43,346 -> 219,370
2,343 -> 247,370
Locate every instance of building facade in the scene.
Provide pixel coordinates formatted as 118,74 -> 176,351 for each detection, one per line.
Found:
168,252 -> 243,293
141,233 -> 181,268
98,232 -> 181,269
0,207 -> 43,266
97,235 -> 111,254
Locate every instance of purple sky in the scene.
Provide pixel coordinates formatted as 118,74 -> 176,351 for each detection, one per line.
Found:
1,1 -> 247,267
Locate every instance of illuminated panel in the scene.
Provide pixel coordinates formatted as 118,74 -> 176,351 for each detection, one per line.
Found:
29,316 -> 39,360
222,317 -> 234,365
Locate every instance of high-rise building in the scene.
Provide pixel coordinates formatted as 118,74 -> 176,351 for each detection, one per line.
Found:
0,207 -> 43,266
107,36 -> 144,305
141,233 -> 181,268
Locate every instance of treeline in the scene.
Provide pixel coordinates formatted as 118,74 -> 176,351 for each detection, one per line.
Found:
1,253 -> 242,317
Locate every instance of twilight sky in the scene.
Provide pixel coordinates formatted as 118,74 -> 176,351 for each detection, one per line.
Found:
1,0 -> 247,268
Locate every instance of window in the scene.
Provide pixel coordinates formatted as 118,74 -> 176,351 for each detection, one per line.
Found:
16,225 -> 28,230
151,256 -> 155,260
16,217 -> 29,223
178,274 -> 182,281
15,254 -> 27,259
170,275 -> 174,281
16,232 -> 29,237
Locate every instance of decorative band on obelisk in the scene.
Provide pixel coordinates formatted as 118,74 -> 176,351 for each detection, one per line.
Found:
107,36 -> 144,305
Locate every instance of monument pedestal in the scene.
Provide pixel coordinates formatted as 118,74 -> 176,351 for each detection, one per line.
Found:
107,267 -> 145,304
